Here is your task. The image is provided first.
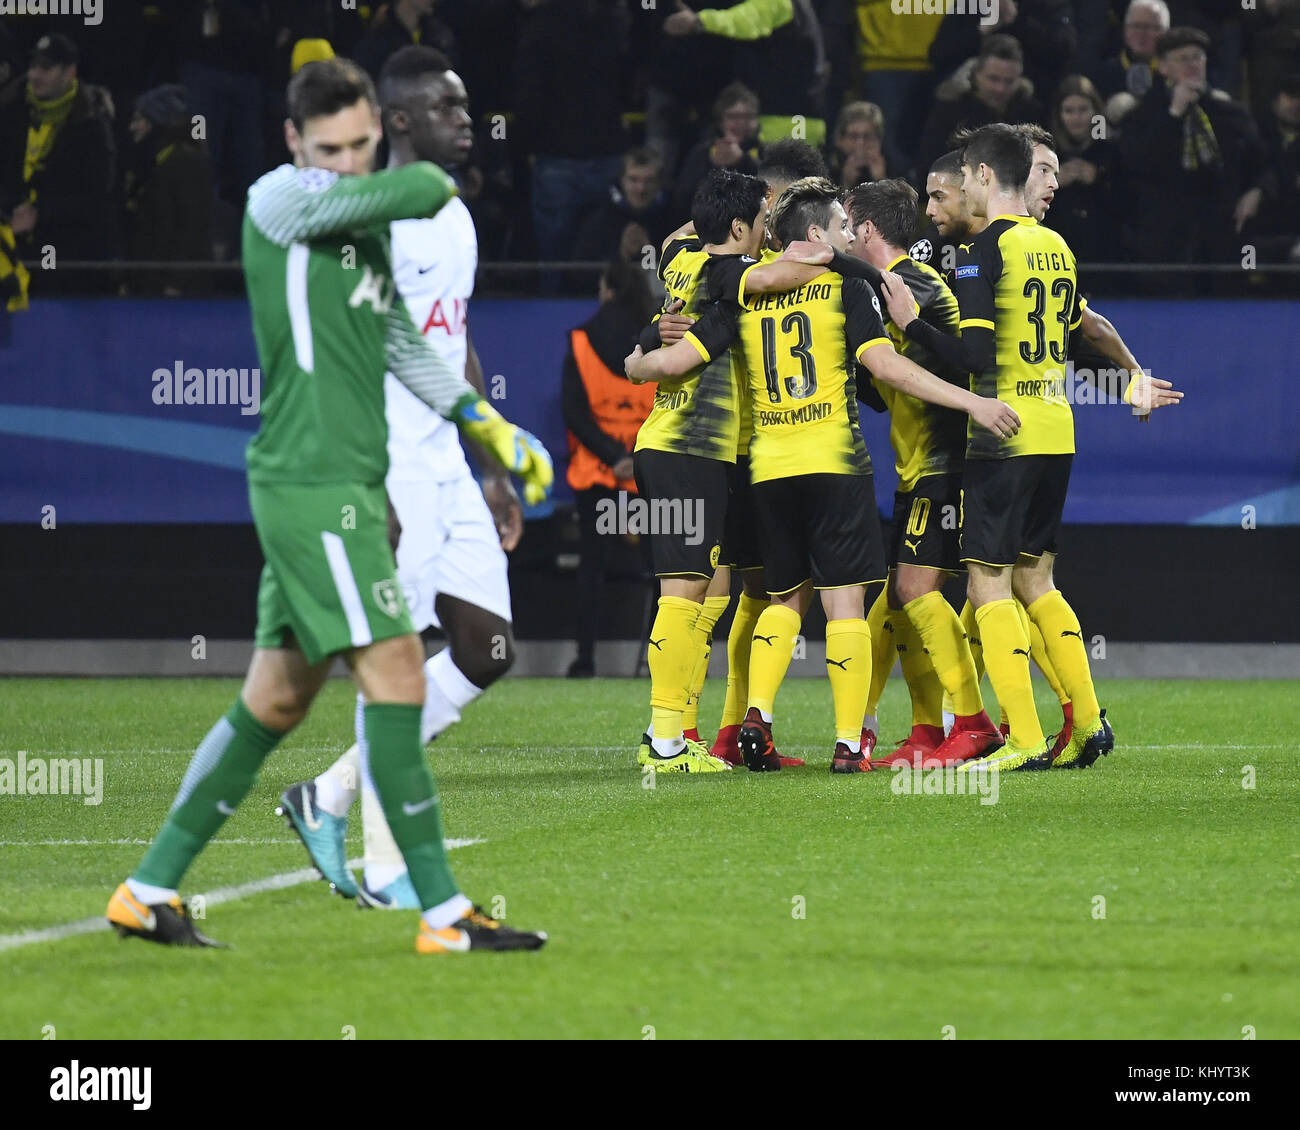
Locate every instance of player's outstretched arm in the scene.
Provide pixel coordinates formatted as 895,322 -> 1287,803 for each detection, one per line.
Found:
385,299 -> 553,504
861,341 -> 1020,441
246,163 -> 457,247
1078,305 -> 1183,419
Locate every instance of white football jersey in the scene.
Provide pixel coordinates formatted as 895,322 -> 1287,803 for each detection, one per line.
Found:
384,193 -> 478,482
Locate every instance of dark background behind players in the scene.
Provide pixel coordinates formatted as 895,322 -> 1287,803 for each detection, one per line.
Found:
0,0 -> 1294,293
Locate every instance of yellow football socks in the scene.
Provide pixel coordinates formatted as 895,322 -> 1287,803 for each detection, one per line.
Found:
747,603 -> 803,718
865,587 -> 893,716
893,607 -> 944,728
825,618 -> 872,745
974,598 -> 1044,750
682,594 -> 730,733
1025,591 -> 1099,726
905,590 -> 983,717
648,596 -> 701,740
720,591 -> 768,728
1023,600 -> 1070,708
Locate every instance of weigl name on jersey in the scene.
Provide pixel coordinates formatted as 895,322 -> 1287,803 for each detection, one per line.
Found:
1023,251 -> 1070,272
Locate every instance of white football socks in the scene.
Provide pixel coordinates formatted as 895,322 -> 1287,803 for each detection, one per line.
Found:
422,892 -> 474,931
314,724 -> 362,819
420,649 -> 482,744
125,877 -> 177,905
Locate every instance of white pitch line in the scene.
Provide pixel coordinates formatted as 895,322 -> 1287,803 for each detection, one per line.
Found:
0,838 -> 484,954
0,838 -> 347,847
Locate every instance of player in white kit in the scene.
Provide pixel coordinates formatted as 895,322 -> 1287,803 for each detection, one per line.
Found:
276,47 -> 522,908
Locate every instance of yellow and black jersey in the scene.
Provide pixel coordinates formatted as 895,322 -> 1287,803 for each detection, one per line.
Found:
634,237 -> 743,462
872,253 -> 968,490
685,265 -> 893,484
905,215 -> 1083,460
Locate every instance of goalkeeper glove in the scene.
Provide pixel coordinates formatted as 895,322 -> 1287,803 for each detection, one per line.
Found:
451,394 -> 554,504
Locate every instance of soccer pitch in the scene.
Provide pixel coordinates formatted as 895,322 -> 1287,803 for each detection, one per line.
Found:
1,676 -> 1296,1040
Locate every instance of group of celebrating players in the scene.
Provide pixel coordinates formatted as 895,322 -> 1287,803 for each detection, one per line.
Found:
101,51 -> 1181,956
625,124 -> 1181,777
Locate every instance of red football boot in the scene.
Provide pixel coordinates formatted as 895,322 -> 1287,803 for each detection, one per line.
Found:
1047,702 -> 1074,761
927,711 -> 1006,767
710,724 -> 743,766
738,708 -> 782,772
861,727 -> 878,758
871,724 -> 946,768
775,733 -> 806,769
831,741 -> 874,773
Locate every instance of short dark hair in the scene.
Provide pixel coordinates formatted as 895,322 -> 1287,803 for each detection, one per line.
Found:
378,45 -> 455,110
1277,74 -> 1300,100
758,138 -> 828,187
845,178 -> 919,249
1015,122 -> 1056,153
691,168 -> 768,244
961,123 -> 1033,191
771,176 -> 840,249
288,58 -> 378,133
978,33 -> 1023,68
929,149 -> 964,181
1155,25 -> 1210,58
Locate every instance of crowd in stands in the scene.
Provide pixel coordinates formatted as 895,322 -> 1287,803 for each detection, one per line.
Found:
1,0 -> 1298,297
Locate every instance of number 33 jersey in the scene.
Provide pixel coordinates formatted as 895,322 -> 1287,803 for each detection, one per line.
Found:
953,215 -> 1083,460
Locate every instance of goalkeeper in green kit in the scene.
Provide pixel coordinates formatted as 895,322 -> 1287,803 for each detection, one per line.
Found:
106,59 -> 551,954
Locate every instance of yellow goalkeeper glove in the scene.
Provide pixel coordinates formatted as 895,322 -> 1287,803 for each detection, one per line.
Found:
451,394 -> 554,505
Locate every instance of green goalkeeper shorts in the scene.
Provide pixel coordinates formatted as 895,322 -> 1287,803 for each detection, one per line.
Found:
250,480 -> 414,665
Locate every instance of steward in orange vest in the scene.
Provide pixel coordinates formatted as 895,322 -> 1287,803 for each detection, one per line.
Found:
562,306 -> 655,493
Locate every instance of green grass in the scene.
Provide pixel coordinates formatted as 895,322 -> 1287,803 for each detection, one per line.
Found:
1,676 -> 1297,1040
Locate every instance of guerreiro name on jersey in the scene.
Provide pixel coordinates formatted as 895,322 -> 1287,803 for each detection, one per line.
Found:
684,262 -> 892,484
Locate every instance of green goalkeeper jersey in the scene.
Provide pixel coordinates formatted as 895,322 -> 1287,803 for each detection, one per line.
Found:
242,161 -> 470,486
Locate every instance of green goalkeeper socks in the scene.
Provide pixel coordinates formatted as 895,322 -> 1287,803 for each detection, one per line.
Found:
364,703 -> 460,910
134,698 -> 283,889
